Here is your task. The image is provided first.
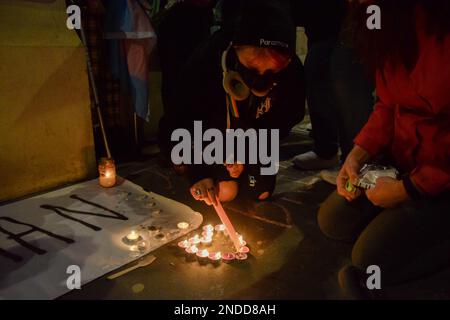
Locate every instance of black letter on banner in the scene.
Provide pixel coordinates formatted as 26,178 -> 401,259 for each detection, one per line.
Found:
0,217 -> 74,261
40,194 -> 128,231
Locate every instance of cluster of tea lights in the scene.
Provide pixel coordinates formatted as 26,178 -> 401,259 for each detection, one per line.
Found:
178,224 -> 249,264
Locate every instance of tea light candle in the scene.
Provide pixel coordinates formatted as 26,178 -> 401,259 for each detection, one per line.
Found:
208,251 -> 222,260
127,230 -> 139,241
189,234 -> 201,245
208,251 -> 222,266
197,249 -> 209,257
237,235 -> 246,246
196,249 -> 209,264
221,252 -> 235,263
203,224 -> 214,233
185,245 -> 198,254
238,246 -> 250,254
235,252 -> 248,261
178,240 -> 189,249
177,222 -> 190,230
98,158 -> 116,188
185,245 -> 198,262
202,231 -> 214,239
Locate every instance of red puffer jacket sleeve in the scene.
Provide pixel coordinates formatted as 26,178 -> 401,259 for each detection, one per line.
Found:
408,32 -> 450,196
353,71 -> 394,158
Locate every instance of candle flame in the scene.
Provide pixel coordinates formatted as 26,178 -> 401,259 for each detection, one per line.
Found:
203,224 -> 214,231
187,245 -> 198,253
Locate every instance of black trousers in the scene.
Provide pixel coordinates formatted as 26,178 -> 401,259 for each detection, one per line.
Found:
306,40 -> 374,161
318,191 -> 450,285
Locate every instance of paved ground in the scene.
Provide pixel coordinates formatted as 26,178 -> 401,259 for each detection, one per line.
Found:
62,128 -> 450,300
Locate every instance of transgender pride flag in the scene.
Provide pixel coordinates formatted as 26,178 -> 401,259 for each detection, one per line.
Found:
104,0 -> 157,121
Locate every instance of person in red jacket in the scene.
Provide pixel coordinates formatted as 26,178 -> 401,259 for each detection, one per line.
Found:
318,0 -> 450,298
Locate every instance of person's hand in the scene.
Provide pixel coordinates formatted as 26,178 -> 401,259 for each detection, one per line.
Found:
337,145 -> 370,201
190,178 -> 218,206
366,177 -> 409,208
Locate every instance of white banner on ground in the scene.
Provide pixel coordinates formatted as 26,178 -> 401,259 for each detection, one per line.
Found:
0,178 -> 202,299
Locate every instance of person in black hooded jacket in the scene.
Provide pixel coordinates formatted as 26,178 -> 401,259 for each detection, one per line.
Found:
158,0 -> 305,206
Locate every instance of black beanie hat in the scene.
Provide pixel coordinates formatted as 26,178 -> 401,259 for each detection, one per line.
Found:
231,0 -> 296,53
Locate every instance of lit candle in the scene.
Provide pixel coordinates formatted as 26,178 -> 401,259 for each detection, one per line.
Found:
126,230 -> 139,241
178,240 -> 189,249
185,245 -> 198,262
238,235 -> 246,247
221,252 -> 235,263
202,224 -> 214,233
238,246 -> 250,254
202,231 -> 214,239
197,249 -> 209,257
235,252 -> 248,261
188,234 -> 201,245
185,245 -> 198,254
177,222 -> 190,230
208,251 -> 222,266
98,157 -> 116,188
196,249 -> 209,265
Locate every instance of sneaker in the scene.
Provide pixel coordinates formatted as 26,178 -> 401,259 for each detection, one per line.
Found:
320,168 -> 340,186
293,151 -> 339,170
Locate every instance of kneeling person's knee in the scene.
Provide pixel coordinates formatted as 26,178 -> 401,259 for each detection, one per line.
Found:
318,191 -> 357,242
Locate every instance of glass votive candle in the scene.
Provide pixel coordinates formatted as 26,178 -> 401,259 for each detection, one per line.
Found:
98,157 -> 116,188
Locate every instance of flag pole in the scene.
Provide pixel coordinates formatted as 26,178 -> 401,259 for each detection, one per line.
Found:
76,1 -> 112,159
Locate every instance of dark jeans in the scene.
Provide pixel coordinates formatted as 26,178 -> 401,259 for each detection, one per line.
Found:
318,191 -> 450,285
305,39 -> 374,161
330,43 -> 374,159
305,39 -> 339,159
